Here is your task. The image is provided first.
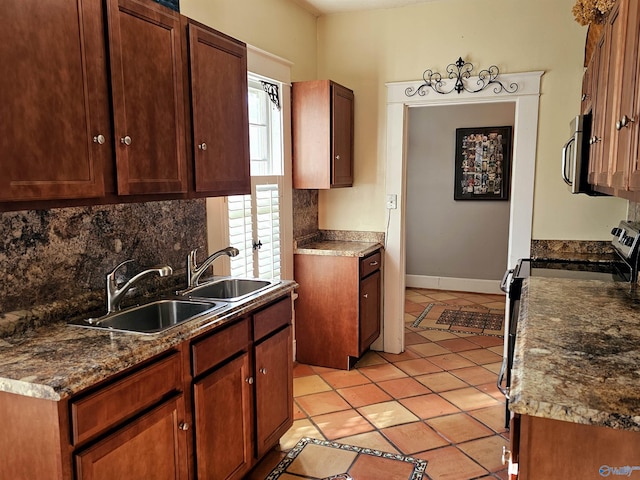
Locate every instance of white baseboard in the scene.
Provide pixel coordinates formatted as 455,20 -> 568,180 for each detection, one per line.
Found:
405,274 -> 504,295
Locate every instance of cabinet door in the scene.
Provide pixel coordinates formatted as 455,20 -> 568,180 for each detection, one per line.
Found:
623,0 -> 640,190
612,0 -> 638,189
596,1 -> 626,187
193,353 -> 253,480
75,396 -> 188,480
188,23 -> 250,196
359,270 -> 381,354
0,0 -> 110,201
588,34 -> 605,185
106,0 -> 188,195
331,83 -> 354,187
254,326 -> 293,457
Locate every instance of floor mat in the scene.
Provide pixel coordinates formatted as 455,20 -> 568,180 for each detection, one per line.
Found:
412,303 -> 504,336
265,437 -> 427,480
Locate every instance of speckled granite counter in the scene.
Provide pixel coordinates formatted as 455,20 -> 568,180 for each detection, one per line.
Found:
509,277 -> 640,431
0,281 -> 296,401
294,230 -> 384,257
295,240 -> 382,257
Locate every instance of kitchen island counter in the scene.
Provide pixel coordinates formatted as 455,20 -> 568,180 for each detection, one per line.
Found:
509,276 -> 640,431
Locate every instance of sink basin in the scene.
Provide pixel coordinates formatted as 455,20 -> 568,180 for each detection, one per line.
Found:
182,278 -> 278,302
69,299 -> 226,334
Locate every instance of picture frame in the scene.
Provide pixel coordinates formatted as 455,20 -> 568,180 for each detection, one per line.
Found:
454,126 -> 512,201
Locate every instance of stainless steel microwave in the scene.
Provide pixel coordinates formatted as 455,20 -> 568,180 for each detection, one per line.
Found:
561,113 -> 601,195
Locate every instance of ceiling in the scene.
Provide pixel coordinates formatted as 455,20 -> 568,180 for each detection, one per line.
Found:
294,0 -> 444,16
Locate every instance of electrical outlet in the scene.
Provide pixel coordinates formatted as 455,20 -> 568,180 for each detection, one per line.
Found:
386,194 -> 397,209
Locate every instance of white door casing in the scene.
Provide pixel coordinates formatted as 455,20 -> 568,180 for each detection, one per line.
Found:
383,71 -> 544,354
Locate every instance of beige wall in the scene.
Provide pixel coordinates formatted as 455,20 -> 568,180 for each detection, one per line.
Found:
180,0 -> 318,82
316,0 -> 627,240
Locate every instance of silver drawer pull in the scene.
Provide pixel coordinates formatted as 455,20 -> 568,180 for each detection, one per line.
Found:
369,261 -> 379,266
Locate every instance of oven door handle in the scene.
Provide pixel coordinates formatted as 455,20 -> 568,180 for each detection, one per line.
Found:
497,359 -> 510,399
500,269 -> 514,293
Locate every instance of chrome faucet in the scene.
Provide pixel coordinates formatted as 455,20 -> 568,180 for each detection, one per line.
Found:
106,260 -> 173,313
187,246 -> 239,288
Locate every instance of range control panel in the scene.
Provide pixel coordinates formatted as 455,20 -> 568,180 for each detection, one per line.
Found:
611,221 -> 640,260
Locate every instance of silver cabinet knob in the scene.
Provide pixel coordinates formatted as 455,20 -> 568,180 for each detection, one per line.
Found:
246,376 -> 254,384
501,446 -> 512,466
616,115 -> 635,131
120,135 -> 132,146
363,293 -> 369,299
179,422 -> 189,431
93,134 -> 106,145
198,142 -> 207,150
335,154 -> 341,160
259,368 -> 267,375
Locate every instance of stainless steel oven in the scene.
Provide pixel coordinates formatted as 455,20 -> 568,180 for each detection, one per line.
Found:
497,220 -> 640,428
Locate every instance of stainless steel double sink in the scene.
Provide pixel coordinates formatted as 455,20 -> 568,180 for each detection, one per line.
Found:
68,278 -> 279,335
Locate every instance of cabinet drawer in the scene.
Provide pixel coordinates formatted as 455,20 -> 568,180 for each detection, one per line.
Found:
192,318 -> 250,377
253,296 -> 292,341
71,352 -> 182,445
360,251 -> 381,278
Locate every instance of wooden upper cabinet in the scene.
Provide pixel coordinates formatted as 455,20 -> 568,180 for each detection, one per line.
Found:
188,22 -> 250,196
613,0 -> 640,190
293,80 -> 354,189
0,0 -> 110,202
106,0 -> 188,195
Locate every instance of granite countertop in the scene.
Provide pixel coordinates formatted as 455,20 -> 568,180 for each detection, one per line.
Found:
293,230 -> 384,258
295,240 -> 383,257
0,281 -> 296,401
509,277 -> 640,431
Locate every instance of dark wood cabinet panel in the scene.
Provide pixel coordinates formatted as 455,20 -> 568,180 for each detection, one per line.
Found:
254,326 -> 293,457
193,353 -> 253,480
106,0 -> 188,195
74,396 -> 188,480
293,80 -> 354,189
359,270 -> 381,354
0,0 -> 110,201
188,22 -> 251,196
331,83 -> 355,187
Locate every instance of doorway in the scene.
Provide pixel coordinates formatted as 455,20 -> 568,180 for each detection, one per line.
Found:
405,103 -> 515,294
382,71 -> 543,354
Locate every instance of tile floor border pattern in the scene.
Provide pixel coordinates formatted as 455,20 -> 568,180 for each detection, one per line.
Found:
265,437 -> 427,480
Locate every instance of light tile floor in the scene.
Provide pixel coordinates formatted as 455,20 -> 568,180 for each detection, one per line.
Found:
247,288 -> 509,480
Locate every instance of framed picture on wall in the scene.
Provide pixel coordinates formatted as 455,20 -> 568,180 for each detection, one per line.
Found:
454,126 -> 512,201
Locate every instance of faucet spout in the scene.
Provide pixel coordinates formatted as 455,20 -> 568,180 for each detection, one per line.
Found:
106,260 -> 173,313
187,246 -> 240,288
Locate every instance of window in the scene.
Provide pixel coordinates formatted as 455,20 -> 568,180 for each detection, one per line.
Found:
227,74 -> 284,280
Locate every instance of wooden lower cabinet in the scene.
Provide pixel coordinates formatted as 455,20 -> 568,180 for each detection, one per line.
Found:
0,294 -> 293,480
295,249 -> 382,369
193,353 -> 253,480
255,326 -> 293,457
75,396 -> 189,480
510,414 -> 640,479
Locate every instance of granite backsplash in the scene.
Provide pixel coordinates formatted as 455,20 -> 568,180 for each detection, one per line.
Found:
0,199 -> 207,332
530,239 -> 614,258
